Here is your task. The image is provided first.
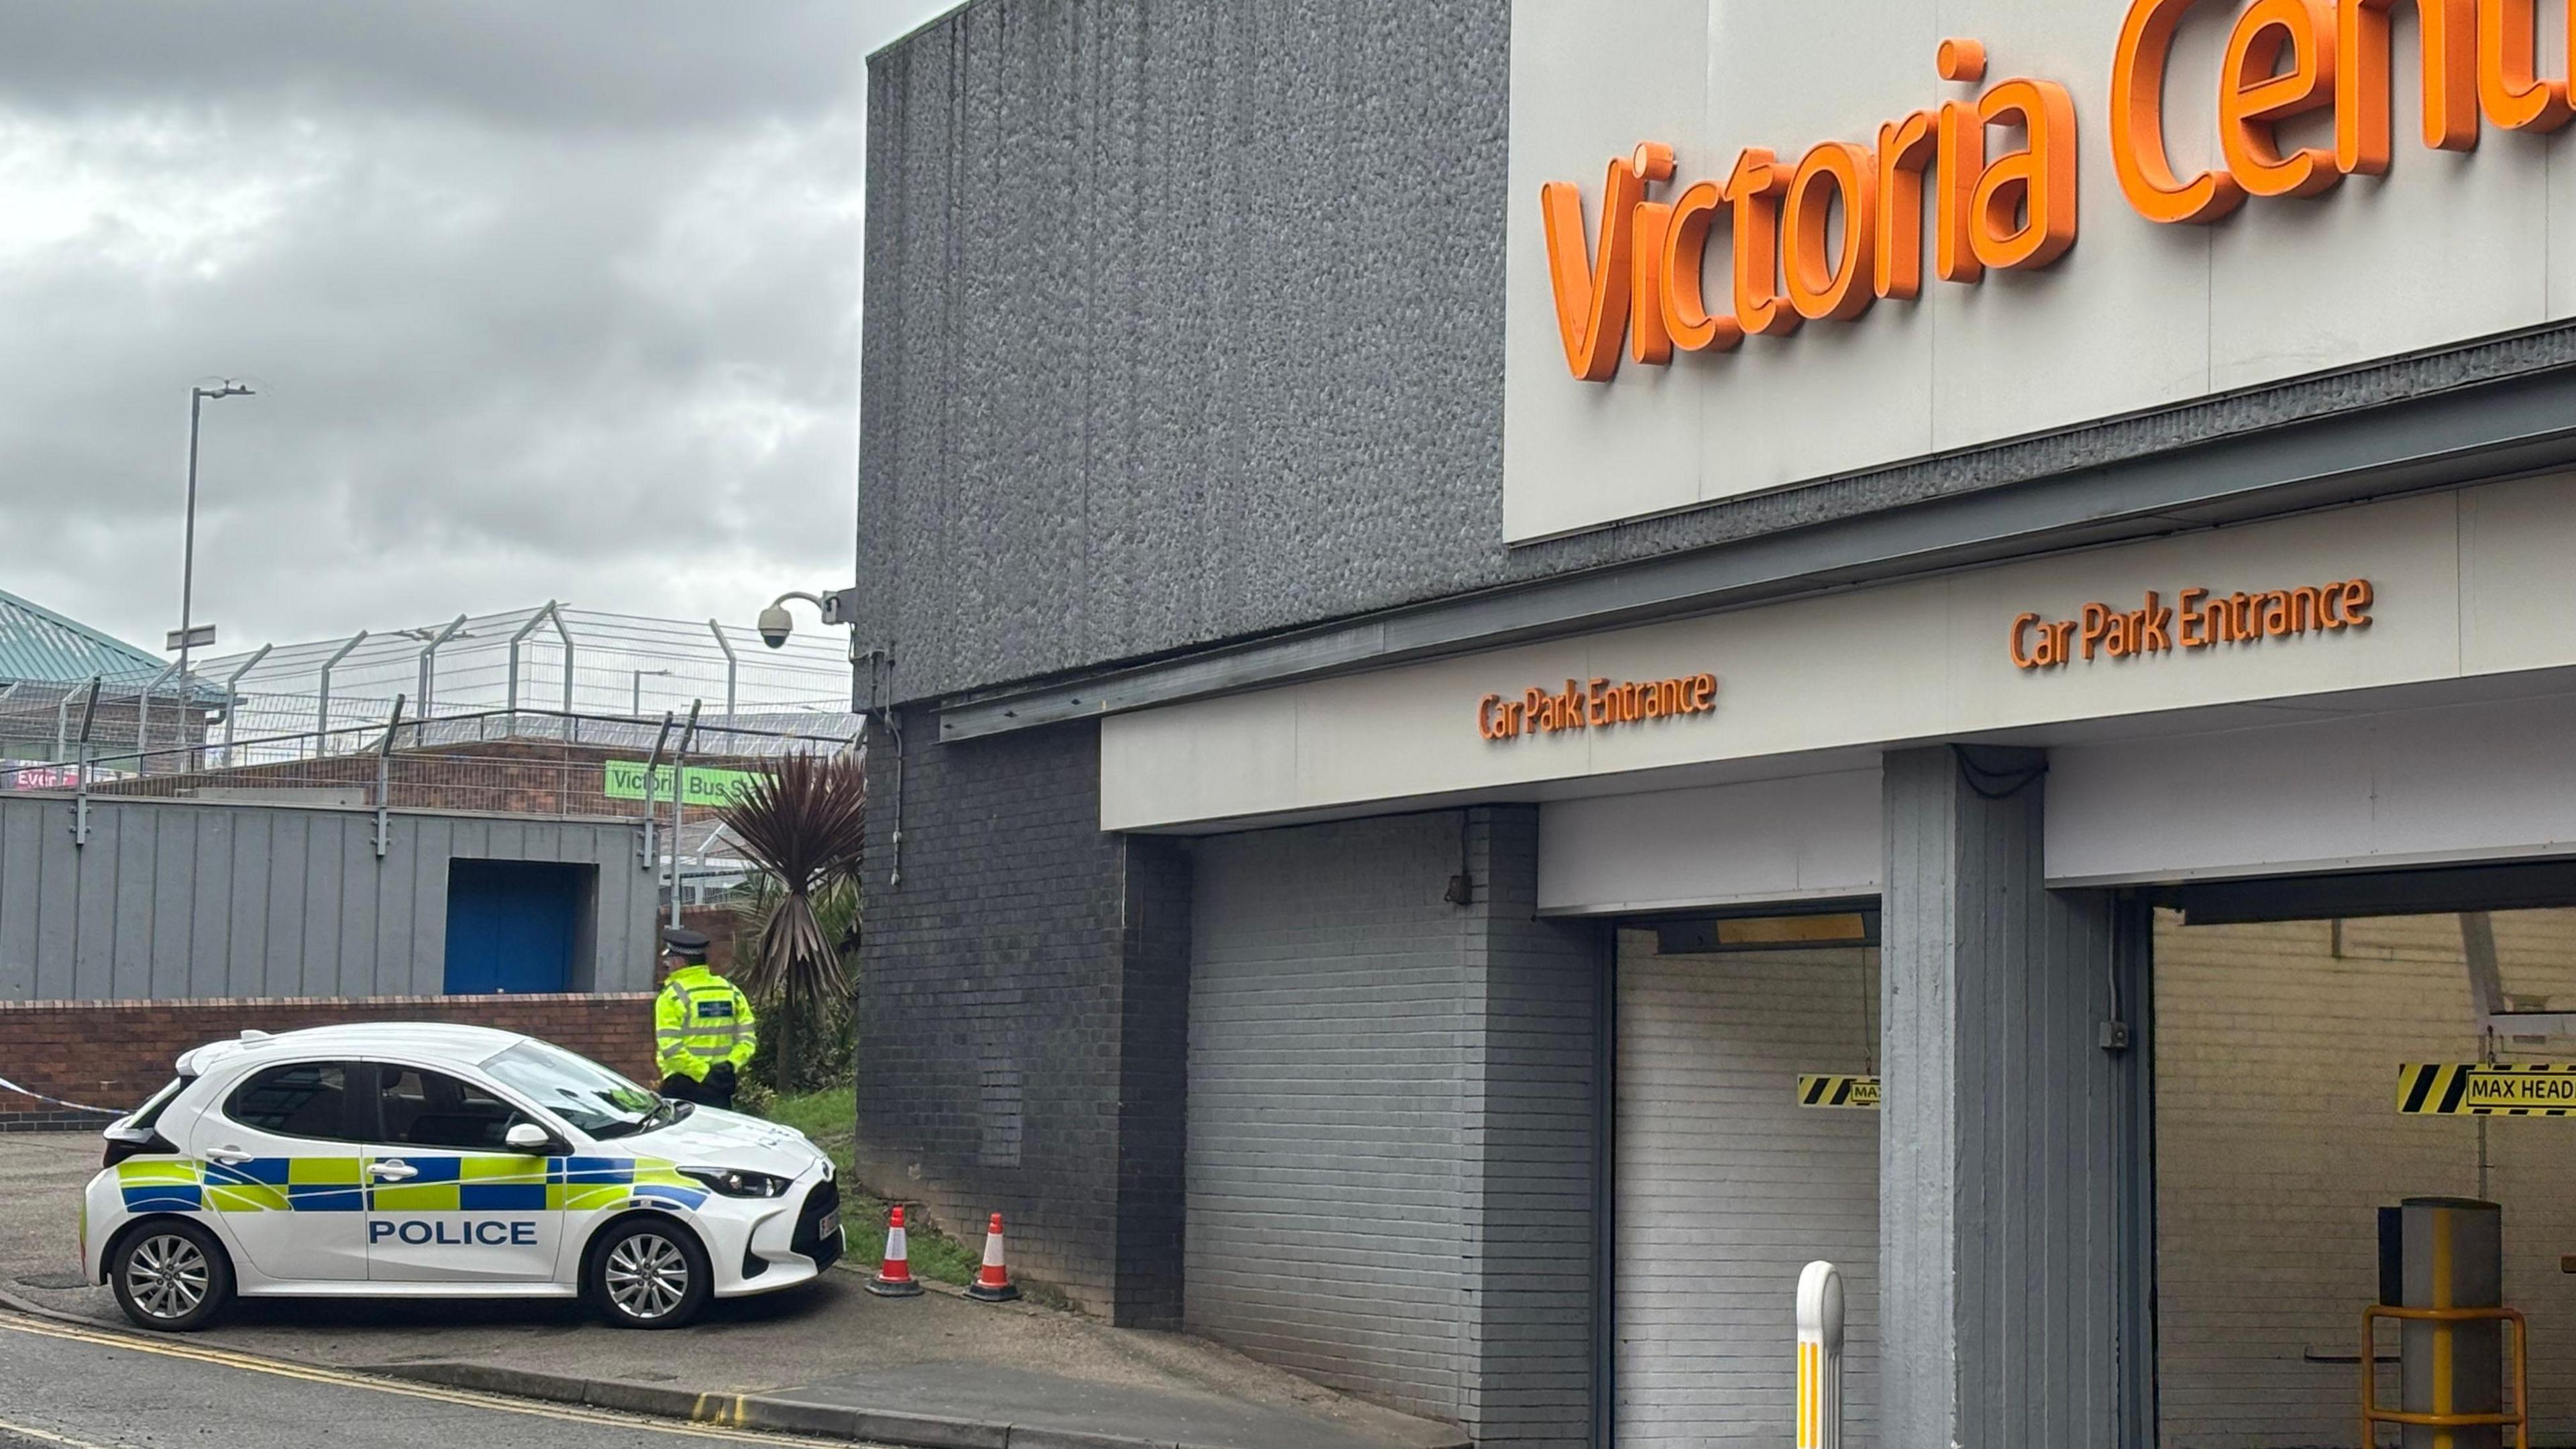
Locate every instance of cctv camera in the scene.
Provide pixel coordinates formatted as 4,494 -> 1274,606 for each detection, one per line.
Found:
757,604 -> 794,649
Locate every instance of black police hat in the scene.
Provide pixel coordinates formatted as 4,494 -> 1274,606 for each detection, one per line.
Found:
661,926 -> 711,960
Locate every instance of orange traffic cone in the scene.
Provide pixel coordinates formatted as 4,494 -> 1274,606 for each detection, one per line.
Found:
967,1213 -> 1020,1303
867,1205 -> 924,1297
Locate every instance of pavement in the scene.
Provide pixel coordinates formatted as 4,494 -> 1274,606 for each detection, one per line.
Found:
0,1133 -> 1464,1449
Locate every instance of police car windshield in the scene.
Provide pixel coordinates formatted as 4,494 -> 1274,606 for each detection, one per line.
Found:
480,1040 -> 661,1139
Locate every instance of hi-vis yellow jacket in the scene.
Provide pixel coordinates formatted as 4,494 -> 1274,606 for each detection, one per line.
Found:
655,965 -> 757,1082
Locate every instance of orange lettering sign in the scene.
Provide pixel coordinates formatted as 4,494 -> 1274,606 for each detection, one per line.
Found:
1552,4 -> 2576,388
1478,674 -> 1719,741
2010,578 -> 2373,671
1541,41 -> 2076,380
2114,0 -> 2575,226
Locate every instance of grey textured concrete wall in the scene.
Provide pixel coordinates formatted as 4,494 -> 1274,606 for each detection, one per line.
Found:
852,712 -> 1190,1326
857,0 -> 1513,702
0,795 -> 655,1002
1880,747 -> 2134,1448
1186,806 -> 1597,1443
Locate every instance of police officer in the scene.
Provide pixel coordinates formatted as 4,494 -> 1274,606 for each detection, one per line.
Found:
653,927 -> 757,1110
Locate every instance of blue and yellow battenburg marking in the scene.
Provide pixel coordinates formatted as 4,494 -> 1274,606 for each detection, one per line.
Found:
116,1155 -> 707,1213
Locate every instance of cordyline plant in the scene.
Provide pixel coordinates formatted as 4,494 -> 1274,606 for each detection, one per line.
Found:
718,750 -> 865,1093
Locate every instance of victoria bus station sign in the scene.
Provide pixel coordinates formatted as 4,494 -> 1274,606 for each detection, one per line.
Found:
1542,3 -> 2576,382
1478,672 -> 1719,741
2010,576 -> 2373,671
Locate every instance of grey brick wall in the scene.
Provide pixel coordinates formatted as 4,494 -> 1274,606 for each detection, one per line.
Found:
853,712 -> 1188,1326
1187,805 -> 1599,1444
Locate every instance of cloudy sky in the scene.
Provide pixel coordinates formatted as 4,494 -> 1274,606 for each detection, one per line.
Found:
0,0 -> 954,657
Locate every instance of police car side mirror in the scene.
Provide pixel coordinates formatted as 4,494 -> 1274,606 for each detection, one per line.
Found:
505,1122 -> 555,1153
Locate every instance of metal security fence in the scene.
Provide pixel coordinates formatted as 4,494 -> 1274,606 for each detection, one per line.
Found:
0,602 -> 856,784
13,706 -> 860,824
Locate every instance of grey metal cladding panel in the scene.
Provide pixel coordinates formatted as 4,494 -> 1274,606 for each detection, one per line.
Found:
262,811 -> 310,997
147,808 -> 197,999
407,814 -> 452,995
858,0 -> 1514,701
186,810 -> 235,998
0,799 -> 30,989
107,802 -> 154,998
379,814 -> 425,996
594,829 -> 638,992
335,816 -> 379,996
597,827 -> 653,993
36,805 -> 80,1000
301,815 -> 345,998
227,811 -> 271,996
0,800 -> 39,1000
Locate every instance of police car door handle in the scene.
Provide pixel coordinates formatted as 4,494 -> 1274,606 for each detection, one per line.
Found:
205,1147 -> 254,1166
368,1161 -> 418,1181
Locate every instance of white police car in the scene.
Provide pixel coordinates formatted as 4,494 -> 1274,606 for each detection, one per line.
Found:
80,1022 -> 841,1332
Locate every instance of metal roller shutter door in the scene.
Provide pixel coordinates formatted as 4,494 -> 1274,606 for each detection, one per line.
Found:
1615,930 -> 1880,1448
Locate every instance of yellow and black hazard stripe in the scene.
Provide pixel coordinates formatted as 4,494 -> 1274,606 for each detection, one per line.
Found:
2397,1063 -> 2576,1116
1796,1074 -> 1880,1110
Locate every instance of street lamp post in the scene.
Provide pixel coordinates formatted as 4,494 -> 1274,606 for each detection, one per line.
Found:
631,668 -> 672,716
179,380 -> 256,683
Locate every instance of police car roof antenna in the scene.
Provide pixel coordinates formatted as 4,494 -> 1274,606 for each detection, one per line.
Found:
374,694 -> 405,859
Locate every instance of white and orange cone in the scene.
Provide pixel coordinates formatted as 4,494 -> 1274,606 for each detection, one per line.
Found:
967,1213 -> 1020,1303
867,1204 -> 924,1297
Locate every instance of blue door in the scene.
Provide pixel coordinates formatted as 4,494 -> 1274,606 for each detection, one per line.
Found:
443,860 -> 589,994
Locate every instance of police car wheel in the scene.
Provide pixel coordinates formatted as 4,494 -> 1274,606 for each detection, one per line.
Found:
110,1220 -> 231,1332
590,1220 -> 709,1329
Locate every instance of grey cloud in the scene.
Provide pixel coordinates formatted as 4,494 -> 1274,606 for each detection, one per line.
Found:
0,2 -> 863,133
0,0 -> 950,651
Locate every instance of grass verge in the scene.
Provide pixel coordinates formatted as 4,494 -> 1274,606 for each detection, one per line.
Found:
755,1086 -> 983,1290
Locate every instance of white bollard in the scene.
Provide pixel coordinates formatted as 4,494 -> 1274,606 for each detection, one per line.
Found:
1796,1260 -> 1846,1449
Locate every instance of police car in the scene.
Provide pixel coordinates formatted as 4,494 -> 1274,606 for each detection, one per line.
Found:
80,1023 -> 842,1332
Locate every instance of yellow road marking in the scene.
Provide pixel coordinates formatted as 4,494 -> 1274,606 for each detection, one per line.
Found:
0,1312 -> 859,1444
0,1413 -> 119,1449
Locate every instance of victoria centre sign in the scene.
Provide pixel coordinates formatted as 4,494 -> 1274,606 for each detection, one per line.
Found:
1504,0 -> 2576,541
1544,5 -> 2565,381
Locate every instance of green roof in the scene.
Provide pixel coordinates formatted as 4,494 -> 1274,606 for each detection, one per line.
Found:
0,588 -> 167,686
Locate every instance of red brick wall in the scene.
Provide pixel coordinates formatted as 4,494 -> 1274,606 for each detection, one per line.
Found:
0,994 -> 657,1128
85,739 -> 760,821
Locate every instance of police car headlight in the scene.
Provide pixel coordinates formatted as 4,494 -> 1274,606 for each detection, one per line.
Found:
678,1167 -> 792,1199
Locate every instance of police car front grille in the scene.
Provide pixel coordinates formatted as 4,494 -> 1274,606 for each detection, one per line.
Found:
792,1179 -> 841,1270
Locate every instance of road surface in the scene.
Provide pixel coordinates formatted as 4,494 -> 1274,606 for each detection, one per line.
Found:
0,1309 -> 878,1448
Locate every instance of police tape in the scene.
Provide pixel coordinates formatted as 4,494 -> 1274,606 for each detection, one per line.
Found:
0,1073 -> 125,1116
